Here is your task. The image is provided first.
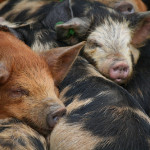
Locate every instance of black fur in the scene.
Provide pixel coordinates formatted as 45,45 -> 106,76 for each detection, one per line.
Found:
0,118 -> 47,150
0,0 -> 72,25
0,0 -> 20,16
1,0 -> 126,50
123,41 -> 150,116
143,0 -> 150,10
53,56 -> 150,150
29,136 -> 46,150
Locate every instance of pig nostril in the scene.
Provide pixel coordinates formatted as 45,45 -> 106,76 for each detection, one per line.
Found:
113,67 -> 119,71
114,68 -> 117,71
113,66 -> 128,72
128,7 -> 132,12
47,107 -> 66,129
53,116 -> 59,122
109,62 -> 130,83
123,68 -> 128,72
53,111 -> 66,122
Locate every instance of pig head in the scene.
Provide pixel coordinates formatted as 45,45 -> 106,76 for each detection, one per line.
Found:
0,26 -> 84,135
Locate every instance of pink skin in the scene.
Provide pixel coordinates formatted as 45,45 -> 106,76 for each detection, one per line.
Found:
109,61 -> 129,84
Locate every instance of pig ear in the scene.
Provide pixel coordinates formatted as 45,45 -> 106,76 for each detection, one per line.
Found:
55,17 -> 91,45
130,11 -> 150,46
114,2 -> 135,14
0,25 -> 24,41
40,42 -> 85,85
0,63 -> 10,84
114,1 -> 147,14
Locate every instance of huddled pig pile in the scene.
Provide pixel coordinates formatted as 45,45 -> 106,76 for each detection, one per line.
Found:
0,0 -> 150,150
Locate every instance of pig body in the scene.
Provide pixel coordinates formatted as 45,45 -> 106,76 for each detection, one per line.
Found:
0,118 -> 47,150
0,0 -> 147,52
68,2 -> 150,116
122,41 -> 150,116
50,56 -> 150,150
0,0 -> 146,24
0,0 -> 72,25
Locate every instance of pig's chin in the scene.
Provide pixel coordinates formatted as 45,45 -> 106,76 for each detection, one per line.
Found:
109,71 -> 132,85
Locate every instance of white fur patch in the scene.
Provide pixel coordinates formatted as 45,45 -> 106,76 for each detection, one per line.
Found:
84,16 -> 140,83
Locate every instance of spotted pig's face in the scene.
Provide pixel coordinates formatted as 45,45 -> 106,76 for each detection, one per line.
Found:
84,17 -> 140,84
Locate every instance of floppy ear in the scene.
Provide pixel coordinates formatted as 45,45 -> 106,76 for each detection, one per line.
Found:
114,1 -> 147,14
129,11 -> 150,46
55,17 -> 91,45
0,25 -> 25,42
0,62 -> 10,84
40,41 -> 85,85
114,2 -> 135,14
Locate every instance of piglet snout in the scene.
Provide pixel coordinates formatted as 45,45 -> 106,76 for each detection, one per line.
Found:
109,62 -> 129,84
115,2 -> 135,14
47,106 -> 66,129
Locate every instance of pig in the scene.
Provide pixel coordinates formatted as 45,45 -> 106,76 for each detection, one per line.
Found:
55,0 -> 150,116
49,56 -> 150,150
0,26 -> 84,136
55,0 -> 150,85
0,0 -> 146,52
1,0 -> 146,52
0,0 -> 146,25
99,0 -> 147,13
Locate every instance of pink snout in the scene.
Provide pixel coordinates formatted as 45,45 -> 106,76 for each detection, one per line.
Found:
109,61 -> 129,84
114,2 -> 135,14
47,106 -> 66,129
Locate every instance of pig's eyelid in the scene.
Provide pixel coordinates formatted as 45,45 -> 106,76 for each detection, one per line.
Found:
88,40 -> 103,48
11,88 -> 30,96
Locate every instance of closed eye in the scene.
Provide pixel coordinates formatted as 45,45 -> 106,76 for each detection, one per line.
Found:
87,40 -> 103,49
10,88 -> 29,98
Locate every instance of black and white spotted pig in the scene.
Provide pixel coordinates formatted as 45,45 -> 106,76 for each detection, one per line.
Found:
48,56 -> 150,150
0,0 -> 146,25
3,0 -> 150,117
0,0 -> 146,52
57,0 -> 150,116
56,0 -> 150,84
